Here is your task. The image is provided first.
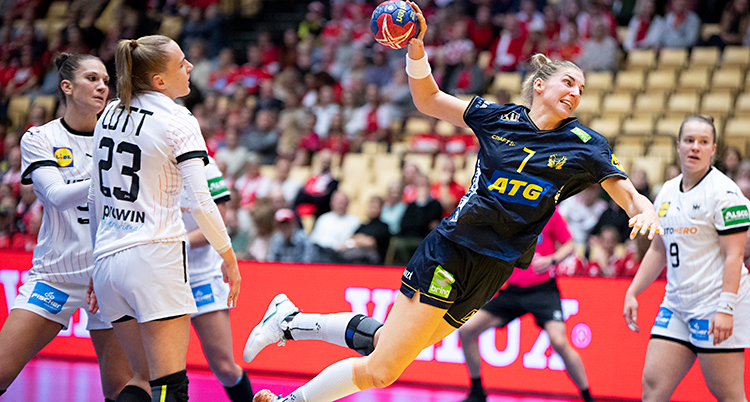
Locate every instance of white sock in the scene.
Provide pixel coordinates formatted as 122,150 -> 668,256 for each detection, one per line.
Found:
288,312 -> 356,347
282,358 -> 361,402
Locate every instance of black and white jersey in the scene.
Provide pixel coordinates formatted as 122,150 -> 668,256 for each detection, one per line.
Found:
20,118 -> 95,285
90,91 -> 208,260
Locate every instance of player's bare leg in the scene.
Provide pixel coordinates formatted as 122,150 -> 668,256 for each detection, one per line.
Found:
0,309 -> 62,391
112,319 -> 152,401
458,310 -> 504,402
192,310 -> 253,401
90,328 -> 132,400
545,320 -> 593,401
141,315 -> 191,402
698,351 -> 747,402
642,338 -> 696,402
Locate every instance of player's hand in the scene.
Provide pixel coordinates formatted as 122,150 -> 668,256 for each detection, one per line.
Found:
86,277 -> 98,314
220,249 -> 241,308
623,292 -> 639,332
628,209 -> 663,240
407,1 -> 427,45
531,255 -> 552,274
709,312 -> 733,345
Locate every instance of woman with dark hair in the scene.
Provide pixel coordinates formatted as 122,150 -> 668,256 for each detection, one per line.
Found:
0,53 -> 131,400
88,35 -> 240,402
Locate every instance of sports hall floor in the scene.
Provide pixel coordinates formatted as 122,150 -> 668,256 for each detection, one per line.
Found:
3,357 -> 581,402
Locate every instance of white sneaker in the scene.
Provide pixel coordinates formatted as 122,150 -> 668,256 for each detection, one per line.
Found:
243,293 -> 299,363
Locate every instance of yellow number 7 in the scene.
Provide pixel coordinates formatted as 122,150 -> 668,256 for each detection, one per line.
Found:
517,147 -> 536,173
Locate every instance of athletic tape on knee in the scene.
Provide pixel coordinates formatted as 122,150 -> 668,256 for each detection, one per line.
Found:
150,369 -> 189,402
344,314 -> 383,356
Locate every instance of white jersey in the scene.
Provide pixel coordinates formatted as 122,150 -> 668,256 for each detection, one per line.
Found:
181,157 -> 230,283
654,167 -> 750,310
20,118 -> 94,285
90,91 -> 208,260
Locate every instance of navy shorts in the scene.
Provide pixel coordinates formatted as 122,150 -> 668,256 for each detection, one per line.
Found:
400,230 -> 515,328
481,279 -> 563,328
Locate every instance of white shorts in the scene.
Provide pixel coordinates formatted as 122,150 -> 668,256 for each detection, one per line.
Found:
190,274 -> 230,318
93,242 -> 197,323
651,290 -> 750,350
12,279 -> 111,331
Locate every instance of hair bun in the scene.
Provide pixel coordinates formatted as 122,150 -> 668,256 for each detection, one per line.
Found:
130,39 -> 138,49
55,52 -> 71,70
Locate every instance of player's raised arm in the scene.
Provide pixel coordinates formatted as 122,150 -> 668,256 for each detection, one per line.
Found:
405,1 -> 469,128
601,176 -> 663,240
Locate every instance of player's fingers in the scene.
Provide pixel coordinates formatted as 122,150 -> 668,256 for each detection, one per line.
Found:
629,223 -> 641,240
708,320 -> 714,335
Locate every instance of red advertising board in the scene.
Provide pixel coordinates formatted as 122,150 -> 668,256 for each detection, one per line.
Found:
1,251 -> 748,400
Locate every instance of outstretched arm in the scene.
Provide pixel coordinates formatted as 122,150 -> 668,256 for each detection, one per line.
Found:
601,176 -> 663,240
623,236 -> 667,332
406,1 -> 469,128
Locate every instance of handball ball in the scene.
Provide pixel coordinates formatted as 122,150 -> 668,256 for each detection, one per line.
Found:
370,1 -> 420,49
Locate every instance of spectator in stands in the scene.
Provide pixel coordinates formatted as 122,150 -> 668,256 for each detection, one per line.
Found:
559,184 -> 608,246
519,20 -> 549,73
366,49 -> 394,89
309,191 -> 362,263
267,208 -> 313,263
235,152 -> 269,210
641,0 -> 701,49
708,0 -> 750,49
320,112 -> 350,156
559,0 -> 586,44
246,199 -> 275,261
576,18 -> 620,73
446,48 -> 485,96
467,5 -> 496,51
551,22 -> 582,62
382,180 -> 407,236
717,145 -> 742,181
590,197 -> 632,251
312,85 -> 340,139
215,126 -> 248,179
382,67 -> 415,126
623,0 -> 662,51
443,20 -> 475,79
431,158 -> 465,218
240,108 -> 279,165
349,84 -> 393,148
187,40 -> 211,93
2,146 -> 21,198
489,14 -> 528,73
517,0 -> 545,33
4,46 -> 40,99
208,48 -> 240,95
736,160 -> 750,199
298,1 -> 326,41
241,45 -> 273,95
257,157 -> 301,204
578,0 -> 618,40
339,196 -> 392,265
294,149 -> 338,218
630,168 -> 652,200
297,111 -> 321,166
401,161 -> 421,204
577,225 -> 631,277
255,79 -> 284,114
393,173 -> 443,265
277,92 -> 307,158
542,5 -> 562,44
339,48 -> 368,91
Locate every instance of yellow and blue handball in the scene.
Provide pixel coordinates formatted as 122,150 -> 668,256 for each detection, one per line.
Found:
370,0 -> 420,49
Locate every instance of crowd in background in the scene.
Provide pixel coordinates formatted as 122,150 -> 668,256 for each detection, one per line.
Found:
0,0 -> 747,278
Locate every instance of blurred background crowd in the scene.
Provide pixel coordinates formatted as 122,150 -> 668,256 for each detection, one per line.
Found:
0,0 -> 749,279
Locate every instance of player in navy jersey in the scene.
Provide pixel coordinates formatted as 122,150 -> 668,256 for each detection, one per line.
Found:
246,3 -> 662,401
0,54 -> 131,401
88,36 -> 240,402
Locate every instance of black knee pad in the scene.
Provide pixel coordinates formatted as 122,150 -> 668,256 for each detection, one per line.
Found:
115,385 -> 150,402
150,370 -> 189,402
345,314 -> 383,356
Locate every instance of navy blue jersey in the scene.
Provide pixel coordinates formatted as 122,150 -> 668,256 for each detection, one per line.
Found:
437,97 -> 627,268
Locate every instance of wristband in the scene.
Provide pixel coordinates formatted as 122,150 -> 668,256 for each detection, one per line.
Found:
405,53 -> 431,80
717,291 -> 737,315
550,258 -> 558,266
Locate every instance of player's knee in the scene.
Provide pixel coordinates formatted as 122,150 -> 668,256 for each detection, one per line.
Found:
209,361 -> 241,386
345,315 -> 383,356
458,324 -> 481,343
150,369 -> 189,402
369,366 -> 401,389
547,333 -> 569,353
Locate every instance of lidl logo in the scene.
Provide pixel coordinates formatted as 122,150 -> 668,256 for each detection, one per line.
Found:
722,205 -> 750,227
428,266 -> 455,298
688,318 -> 709,341
611,153 -> 623,172
571,127 -> 591,143
29,282 -> 69,314
53,147 -> 74,167
487,170 -> 552,207
192,283 -> 215,307
654,307 -> 672,328
658,202 -> 670,217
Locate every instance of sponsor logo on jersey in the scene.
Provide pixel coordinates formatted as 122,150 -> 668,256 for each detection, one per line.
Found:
428,266 -> 455,298
487,170 -> 553,207
654,307 -> 672,328
547,154 -> 566,170
402,270 -> 413,280
610,153 -> 624,172
722,205 -> 750,227
663,227 -> 698,235
570,127 -> 591,143
192,283 -> 215,307
658,202 -> 670,217
102,205 -> 146,232
475,99 -> 490,109
53,147 -> 74,167
500,111 -> 520,122
29,282 -> 69,314
491,134 -> 516,146
208,176 -> 228,197
689,318 -> 709,341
